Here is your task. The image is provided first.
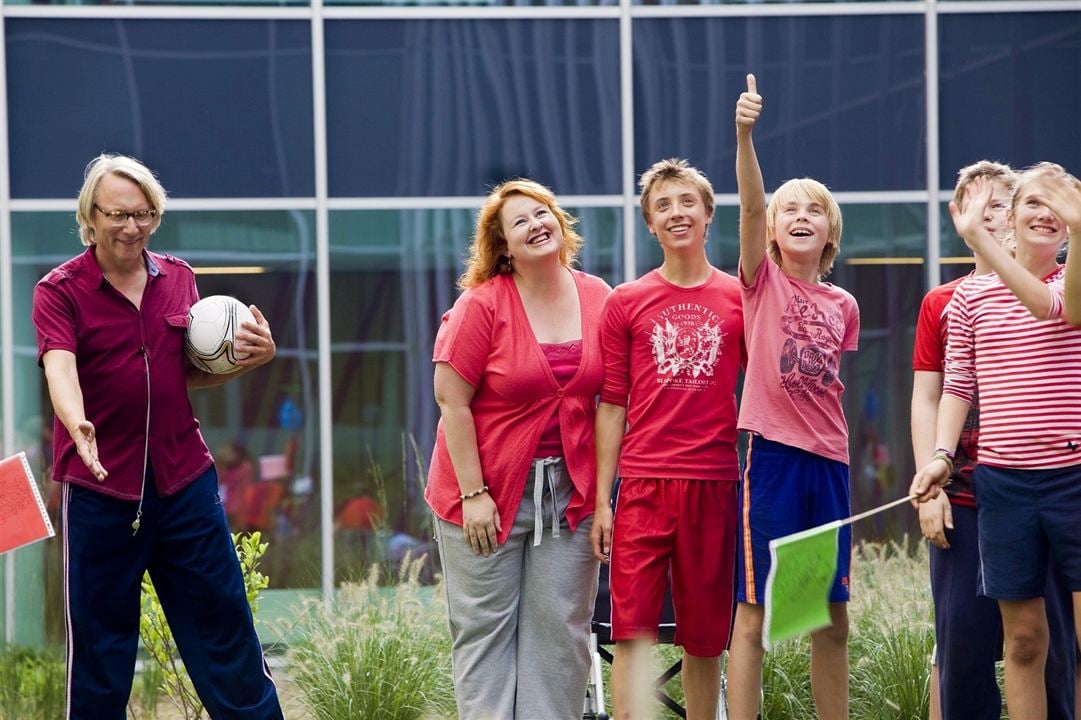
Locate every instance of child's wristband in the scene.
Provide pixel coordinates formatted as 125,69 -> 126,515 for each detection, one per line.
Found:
931,450 -> 954,477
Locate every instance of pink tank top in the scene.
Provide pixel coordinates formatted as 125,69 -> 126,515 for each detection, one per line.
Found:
533,340 -> 582,459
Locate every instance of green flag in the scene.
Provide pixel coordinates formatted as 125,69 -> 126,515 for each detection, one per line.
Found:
763,520 -> 841,650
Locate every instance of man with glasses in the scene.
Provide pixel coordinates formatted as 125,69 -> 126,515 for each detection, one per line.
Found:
32,153 -> 284,719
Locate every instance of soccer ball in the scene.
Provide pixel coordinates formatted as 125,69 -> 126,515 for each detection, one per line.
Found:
185,295 -> 256,374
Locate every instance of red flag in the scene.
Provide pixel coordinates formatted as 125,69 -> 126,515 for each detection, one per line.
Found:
0,452 -> 55,554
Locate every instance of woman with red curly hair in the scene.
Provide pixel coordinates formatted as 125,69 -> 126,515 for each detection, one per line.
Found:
427,179 -> 610,718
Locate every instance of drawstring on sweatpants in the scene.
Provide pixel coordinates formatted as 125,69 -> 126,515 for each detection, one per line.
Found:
532,457 -> 563,547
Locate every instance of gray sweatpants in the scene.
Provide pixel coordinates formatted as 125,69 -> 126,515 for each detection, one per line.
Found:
435,458 -> 600,720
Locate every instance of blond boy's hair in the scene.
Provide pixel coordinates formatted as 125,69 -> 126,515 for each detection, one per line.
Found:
953,160 -> 1015,209
765,178 -> 842,280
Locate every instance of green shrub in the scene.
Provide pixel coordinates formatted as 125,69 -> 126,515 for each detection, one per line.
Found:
632,539 -> 935,719
849,540 -> 934,720
755,539 -> 934,720
0,644 -> 65,720
289,556 -> 455,720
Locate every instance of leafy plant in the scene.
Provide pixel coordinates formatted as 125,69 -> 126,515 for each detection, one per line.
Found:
130,531 -> 270,719
0,644 -> 65,720
289,556 -> 455,720
612,539 -> 936,720
756,538 -> 935,720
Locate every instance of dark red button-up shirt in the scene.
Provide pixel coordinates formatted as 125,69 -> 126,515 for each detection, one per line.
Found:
33,246 -> 213,499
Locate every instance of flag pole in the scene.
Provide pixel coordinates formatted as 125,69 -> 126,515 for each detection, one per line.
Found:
841,495 -> 917,528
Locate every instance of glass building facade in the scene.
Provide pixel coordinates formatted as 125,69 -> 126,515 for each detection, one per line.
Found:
2,0 -> 1080,644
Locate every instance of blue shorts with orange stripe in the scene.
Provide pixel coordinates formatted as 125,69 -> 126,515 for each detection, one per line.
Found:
737,433 -> 852,605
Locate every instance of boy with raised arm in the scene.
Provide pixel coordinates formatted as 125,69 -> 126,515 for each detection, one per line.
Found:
728,74 -> 860,720
591,158 -> 744,720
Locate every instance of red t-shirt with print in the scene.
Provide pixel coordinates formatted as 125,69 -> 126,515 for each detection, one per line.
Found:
600,268 -> 745,481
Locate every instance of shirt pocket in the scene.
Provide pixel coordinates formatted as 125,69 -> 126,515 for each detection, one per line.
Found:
163,312 -> 190,356
165,312 -> 190,330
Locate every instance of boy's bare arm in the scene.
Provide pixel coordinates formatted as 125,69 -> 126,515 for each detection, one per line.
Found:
950,177 -> 1056,318
591,401 -> 626,562
735,73 -> 768,283
910,393 -> 969,502
911,369 -> 953,548
910,370 -> 943,468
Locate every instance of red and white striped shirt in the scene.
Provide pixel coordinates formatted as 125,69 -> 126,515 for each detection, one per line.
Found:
943,266 -> 1081,469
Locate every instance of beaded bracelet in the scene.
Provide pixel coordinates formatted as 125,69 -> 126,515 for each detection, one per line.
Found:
459,485 -> 490,501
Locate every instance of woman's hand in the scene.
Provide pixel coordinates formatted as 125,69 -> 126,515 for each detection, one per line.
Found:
462,492 -> 501,557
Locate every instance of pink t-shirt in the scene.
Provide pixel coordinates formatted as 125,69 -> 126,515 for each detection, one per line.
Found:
426,270 -> 611,543
737,258 -> 859,465
600,268 -> 745,480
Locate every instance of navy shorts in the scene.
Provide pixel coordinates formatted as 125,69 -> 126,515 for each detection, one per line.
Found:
976,463 -> 1081,599
737,434 -> 852,605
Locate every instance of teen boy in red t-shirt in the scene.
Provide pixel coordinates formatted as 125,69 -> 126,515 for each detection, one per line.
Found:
592,158 -> 745,720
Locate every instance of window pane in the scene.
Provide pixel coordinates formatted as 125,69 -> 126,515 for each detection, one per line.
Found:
325,20 -> 621,197
328,0 -> 615,6
634,15 -> 925,193
5,0 -> 305,5
13,211 -> 321,598
939,12 -> 1081,189
636,0 -> 914,4
328,206 -> 619,581
6,20 -> 314,198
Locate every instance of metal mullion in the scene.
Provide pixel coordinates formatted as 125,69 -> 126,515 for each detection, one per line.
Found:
0,4 -> 17,645
309,0 -> 334,606
925,0 -> 940,292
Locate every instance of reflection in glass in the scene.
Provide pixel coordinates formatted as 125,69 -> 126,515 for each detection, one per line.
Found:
6,20 -> 314,198
633,15 -> 924,193
636,0 -> 913,4
5,0 -> 306,5
12,211 -> 320,606
327,0 -> 615,5
939,12 -> 1081,189
328,207 -> 619,582
325,20 -> 621,197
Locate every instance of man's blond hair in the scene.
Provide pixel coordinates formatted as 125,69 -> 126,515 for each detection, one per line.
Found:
76,153 -> 167,246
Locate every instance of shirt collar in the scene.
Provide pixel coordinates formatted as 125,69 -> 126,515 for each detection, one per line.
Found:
86,246 -> 164,290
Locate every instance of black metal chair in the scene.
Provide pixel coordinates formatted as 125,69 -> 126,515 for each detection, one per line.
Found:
584,476 -> 728,719
584,561 -> 689,719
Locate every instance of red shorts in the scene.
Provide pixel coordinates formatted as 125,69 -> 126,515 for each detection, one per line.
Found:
609,477 -> 737,657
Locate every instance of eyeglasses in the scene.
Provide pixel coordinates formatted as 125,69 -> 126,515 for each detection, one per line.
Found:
94,205 -> 157,227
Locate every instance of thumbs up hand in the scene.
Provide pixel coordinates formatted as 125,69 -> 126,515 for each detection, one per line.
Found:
735,73 -> 762,134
